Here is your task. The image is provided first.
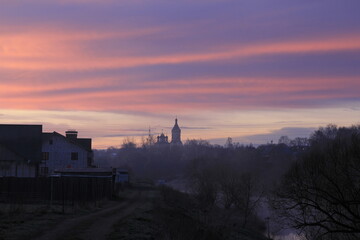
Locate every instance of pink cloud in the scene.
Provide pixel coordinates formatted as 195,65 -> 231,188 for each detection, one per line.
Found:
1,28 -> 360,71
0,75 -> 358,113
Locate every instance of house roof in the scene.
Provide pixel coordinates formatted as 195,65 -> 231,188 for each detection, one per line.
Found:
43,131 -> 92,152
53,168 -> 114,177
0,124 -> 42,163
54,168 -> 113,173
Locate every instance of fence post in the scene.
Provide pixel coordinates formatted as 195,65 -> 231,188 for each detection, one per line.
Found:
62,177 -> 65,214
50,176 -> 54,208
72,178 -> 75,209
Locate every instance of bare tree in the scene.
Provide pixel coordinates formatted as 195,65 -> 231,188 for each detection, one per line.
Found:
186,157 -> 220,209
271,125 -> 360,239
121,137 -> 137,149
232,173 -> 263,228
290,137 -> 309,149
141,129 -> 156,148
278,136 -> 291,146
225,137 -> 234,149
188,158 -> 264,229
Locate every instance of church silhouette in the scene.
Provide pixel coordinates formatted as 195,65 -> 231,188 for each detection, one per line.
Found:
156,118 -> 182,145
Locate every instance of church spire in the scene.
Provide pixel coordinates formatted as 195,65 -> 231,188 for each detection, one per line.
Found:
171,117 -> 182,145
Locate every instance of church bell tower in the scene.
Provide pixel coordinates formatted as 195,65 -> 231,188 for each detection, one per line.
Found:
171,118 -> 182,145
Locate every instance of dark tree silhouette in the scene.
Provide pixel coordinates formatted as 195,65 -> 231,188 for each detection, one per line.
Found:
271,125 -> 360,239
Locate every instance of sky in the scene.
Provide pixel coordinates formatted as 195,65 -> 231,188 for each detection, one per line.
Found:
1,0 -> 360,148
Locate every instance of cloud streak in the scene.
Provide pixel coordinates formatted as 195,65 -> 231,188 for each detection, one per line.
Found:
0,75 -> 359,113
1,0 -> 360,148
1,32 -> 360,71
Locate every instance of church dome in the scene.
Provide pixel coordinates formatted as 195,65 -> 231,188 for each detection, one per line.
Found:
157,132 -> 169,144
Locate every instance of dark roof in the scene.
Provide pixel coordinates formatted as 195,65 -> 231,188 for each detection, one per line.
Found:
0,124 -> 42,163
43,132 -> 92,152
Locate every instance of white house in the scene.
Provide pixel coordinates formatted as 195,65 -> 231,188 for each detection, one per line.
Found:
40,131 -> 93,176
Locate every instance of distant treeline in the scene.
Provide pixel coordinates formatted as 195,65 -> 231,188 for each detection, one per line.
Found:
95,124 -> 360,239
94,134 -> 308,185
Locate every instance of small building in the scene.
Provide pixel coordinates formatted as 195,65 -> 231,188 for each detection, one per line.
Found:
156,132 -> 170,145
53,168 -> 114,177
53,167 -> 129,183
40,130 -> 94,176
0,124 -> 42,177
115,168 -> 129,183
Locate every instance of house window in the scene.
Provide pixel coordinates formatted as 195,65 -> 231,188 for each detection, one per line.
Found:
49,139 -> 53,145
71,152 -> 78,160
42,152 -> 49,161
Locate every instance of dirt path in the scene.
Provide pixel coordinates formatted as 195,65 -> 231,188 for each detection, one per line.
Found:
33,189 -> 146,240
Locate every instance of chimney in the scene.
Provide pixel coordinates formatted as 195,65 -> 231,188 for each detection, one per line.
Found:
66,130 -> 78,139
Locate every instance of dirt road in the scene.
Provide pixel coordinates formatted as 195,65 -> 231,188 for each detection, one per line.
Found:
33,189 -> 148,240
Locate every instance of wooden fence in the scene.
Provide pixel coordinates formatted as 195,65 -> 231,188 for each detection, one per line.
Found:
0,176 -> 114,206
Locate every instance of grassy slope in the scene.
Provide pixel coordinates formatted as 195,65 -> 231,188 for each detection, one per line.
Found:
109,187 -> 269,240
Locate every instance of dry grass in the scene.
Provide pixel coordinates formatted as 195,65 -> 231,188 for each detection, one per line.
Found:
0,200 -> 113,240
109,186 -> 269,240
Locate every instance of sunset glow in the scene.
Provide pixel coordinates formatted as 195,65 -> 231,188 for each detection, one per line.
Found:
1,0 -> 360,148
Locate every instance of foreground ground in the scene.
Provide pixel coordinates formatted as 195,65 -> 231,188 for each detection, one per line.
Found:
0,186 -> 152,240
0,185 -> 269,240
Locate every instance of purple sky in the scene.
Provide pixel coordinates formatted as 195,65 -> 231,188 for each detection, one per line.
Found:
0,0 -> 360,148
